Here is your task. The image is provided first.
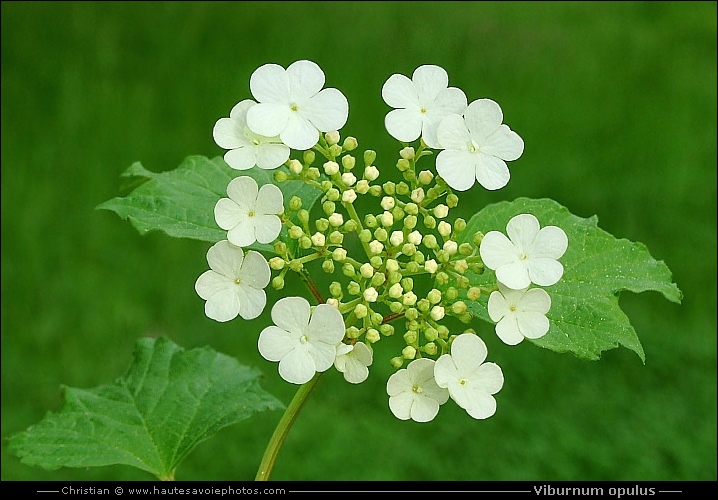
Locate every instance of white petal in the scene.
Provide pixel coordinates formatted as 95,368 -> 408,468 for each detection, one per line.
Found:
308,341 -> 338,373
195,270 -> 231,301
250,63 -> 290,104
255,143 -> 290,170
482,124 -> 524,161
450,334 -> 488,372
519,287 -> 552,314
496,262 -> 532,290
412,64 -> 449,103
532,226 -> 569,260
271,296 -> 311,335
235,285 -> 266,320
516,311 -> 550,339
527,259 -> 565,287
258,325 -> 296,362
253,214 -> 282,244
435,150 -> 478,192
307,304 -> 345,344
351,342 -> 373,366
213,117 -> 246,150
204,288 -> 241,322
464,99 -> 504,141
206,240 -> 244,277
247,102 -> 290,138
432,87 -> 468,116
474,153 -> 510,191
224,147 -> 258,171
343,360 -> 369,384
384,108 -> 423,143
495,316 -> 524,345
506,214 -> 540,251
229,99 -> 255,121
464,393 -> 497,420
280,112 -> 320,150
279,347 -> 316,384
302,88 -> 349,132
214,198 -> 244,231
487,290 -> 509,322
473,362 -> 504,394
388,392 -> 414,420
410,395 -> 441,422
255,183 -> 284,215
226,176 -> 259,209
239,250 -> 270,289
382,73 -> 418,109
386,368 -> 411,397
436,114 -> 472,150
226,221 -> 257,248
286,60 -> 325,101
480,231 -> 519,270
433,354 -> 457,388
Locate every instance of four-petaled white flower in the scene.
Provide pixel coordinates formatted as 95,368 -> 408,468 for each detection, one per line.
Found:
436,99 -> 524,191
246,60 -> 349,151
215,176 -> 284,248
213,99 -> 290,170
258,297 -> 345,385
487,282 -> 551,345
480,213 -> 568,290
434,333 -> 504,420
386,358 -> 449,422
382,64 -> 467,149
334,342 -> 373,384
195,240 -> 270,322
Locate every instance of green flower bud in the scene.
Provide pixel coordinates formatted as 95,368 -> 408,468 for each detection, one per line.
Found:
446,193 -> 459,208
326,188 -> 340,201
354,303 -> 368,318
321,180 -> 333,191
364,214 -> 378,228
454,259 -> 469,274
402,291 -> 417,306
402,169 -> 416,183
325,130 -> 341,145
274,170 -> 289,182
396,158 -> 410,172
391,206 -> 405,222
371,312 -> 384,325
412,250 -> 425,265
437,325 -> 450,339
329,230 -> 344,245
355,179 -> 370,194
297,209 -> 309,224
423,342 -> 438,356
289,259 -> 304,272
348,281 -> 361,295
346,326 -> 361,339
364,149 -> 377,166
288,225 -> 304,239
445,287 -> 459,301
371,272 -> 386,287
368,185 -> 383,197
274,240 -> 288,254
289,195 -> 302,211
369,256 -> 383,268
364,165 -> 380,181
454,217 -> 467,233
303,150 -> 315,165
271,276 -> 285,289
418,170 -> 434,185
456,275 -> 470,289
403,214 -> 417,230
390,356 -> 404,369
288,159 -> 304,174
322,200 -> 336,215
436,249 -> 451,263
403,330 -> 418,345
411,187 -> 425,204
380,324 -> 395,336
341,154 -> 356,170
360,262 -> 374,279
459,313 -> 473,324
306,167 -> 320,180
299,236 -> 312,249
396,182 -> 410,196
450,301 -> 467,315
402,345 -> 417,360
458,243 -> 473,256
316,218 -> 330,232
417,298 -> 430,313
423,214 -> 436,229
405,307 -> 419,321
400,146 -> 415,160
322,259 -> 335,274
382,181 -> 396,195
329,281 -> 343,297
435,271 -> 449,286
269,257 -> 285,270
389,300 -> 404,313
359,229 -> 372,243
405,261 -> 420,273
343,219 -> 358,232
366,329 -> 381,343
328,144 -> 343,157
467,287 -> 481,301
342,262 -> 355,276
332,248 -> 348,261
401,277 -> 414,292
342,136 -> 358,151
374,227 -> 388,242
472,231 -> 484,246
424,327 -> 438,342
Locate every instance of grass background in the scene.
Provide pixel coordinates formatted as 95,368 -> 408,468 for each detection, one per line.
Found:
1,1 -> 716,481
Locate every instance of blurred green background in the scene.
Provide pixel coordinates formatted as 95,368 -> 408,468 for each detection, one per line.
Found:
2,1 -> 716,482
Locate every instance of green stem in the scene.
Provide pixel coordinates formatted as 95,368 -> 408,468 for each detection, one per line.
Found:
255,373 -> 323,481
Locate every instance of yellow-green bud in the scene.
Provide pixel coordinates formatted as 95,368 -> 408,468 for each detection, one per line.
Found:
435,271 -> 449,285
269,257 -> 285,270
364,165 -> 380,181
332,248 -> 347,261
423,342 -> 438,356
459,313 -> 473,324
402,291 -> 417,306
382,181 -> 396,195
402,345 -> 417,360
403,330 -> 418,344
359,229 -> 372,242
274,241 -> 288,254
438,221 -> 452,238
368,240 -> 384,255
299,236 -> 312,249
342,189 -> 357,204
328,144 -> 342,157
454,259 -> 469,274
322,200 -> 335,215
424,259 -> 439,274
348,281 -> 361,295
289,195 -> 302,211
443,240 -> 458,256
306,167 -> 320,179
341,172 -> 357,186
386,258 -> 400,273
356,179 -> 370,194
364,149 -> 377,166
326,188 -> 340,201
341,154 -> 356,170
343,219 -> 358,232
423,214 -> 436,229
401,277 -> 414,291
342,262 -> 355,276
363,287 -> 379,302
472,231 -> 484,246
401,242 -> 416,256
433,204 -> 449,219
418,170 -> 434,185
364,213 -> 378,228
315,218 -> 329,232
390,356 -> 404,369
458,243 -> 473,256
389,300 -> 404,313
342,136 -> 358,151
271,276 -> 285,289
406,261 -> 420,273
325,130 -> 341,145
288,225 -> 304,239
446,193 -> 459,208
329,230 -> 343,245
402,169 -> 416,183
370,273 -> 385,289
399,146 -> 415,160
411,187 -> 425,204
396,182 -> 410,196
329,281 -> 343,297
346,326 -> 361,339
322,259 -> 335,274
451,301 -> 467,316
456,275 -> 470,289
467,287 -> 481,301
369,256 -> 383,268
303,150 -> 315,164
403,215 -> 417,230
391,206 -> 405,222
354,303 -> 368,318
387,270 -> 403,284
366,329 -> 381,343
437,325 -> 450,339
417,298 -> 430,313
371,312 -> 383,325
388,282 -> 403,299
380,324 -> 394,336
396,158 -> 410,171
274,170 -> 289,182
427,288 -> 442,304
445,287 -> 459,301
374,227 -> 388,242
424,327 -> 438,342
380,196 -> 395,211
328,213 -> 344,228
321,180 -> 333,191
360,262 -> 374,279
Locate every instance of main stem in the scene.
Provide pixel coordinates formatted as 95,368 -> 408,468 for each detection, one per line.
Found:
255,371 -> 323,480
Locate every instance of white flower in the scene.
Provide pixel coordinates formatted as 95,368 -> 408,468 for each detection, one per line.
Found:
434,333 -> 504,420
488,282 -> 551,345
334,342 -> 373,384
382,65 -> 467,148
214,176 -> 283,248
258,296 -> 345,384
213,99 -> 290,170
435,99 -> 524,191
195,240 -> 270,322
386,358 -> 449,422
246,60 -> 349,151
480,213 -> 568,290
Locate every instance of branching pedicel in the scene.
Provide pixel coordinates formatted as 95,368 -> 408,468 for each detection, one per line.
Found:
198,60 -> 566,422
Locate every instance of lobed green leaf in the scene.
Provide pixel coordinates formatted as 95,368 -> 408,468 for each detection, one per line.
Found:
8,337 -> 284,479
455,198 -> 682,362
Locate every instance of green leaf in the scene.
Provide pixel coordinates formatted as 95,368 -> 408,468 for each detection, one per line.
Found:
7,337 -> 284,480
456,198 -> 682,362
96,156 -> 323,255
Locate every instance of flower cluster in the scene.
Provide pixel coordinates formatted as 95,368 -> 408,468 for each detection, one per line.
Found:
195,61 -> 568,422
